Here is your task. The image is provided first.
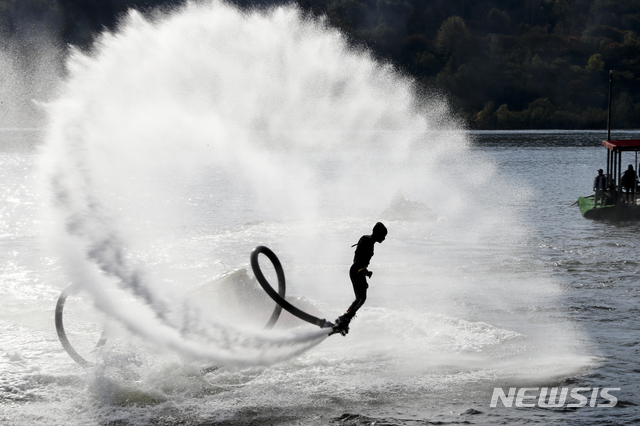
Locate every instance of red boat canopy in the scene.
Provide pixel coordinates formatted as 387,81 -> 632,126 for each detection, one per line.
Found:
602,139 -> 640,151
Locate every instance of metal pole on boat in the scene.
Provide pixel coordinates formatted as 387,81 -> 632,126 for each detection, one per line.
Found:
607,70 -> 614,141
612,150 -> 616,189
618,149 -> 622,193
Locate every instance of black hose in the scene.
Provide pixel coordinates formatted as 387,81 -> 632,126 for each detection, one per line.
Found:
250,246 -> 333,329
55,284 -> 107,367
260,249 -> 285,330
56,245 -> 332,367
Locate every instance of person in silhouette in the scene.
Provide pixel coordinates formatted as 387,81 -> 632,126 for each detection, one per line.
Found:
334,222 -> 387,335
593,169 -> 607,207
605,182 -> 619,206
620,164 -> 638,203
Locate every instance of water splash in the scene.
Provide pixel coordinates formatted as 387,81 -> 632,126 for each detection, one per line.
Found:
38,0 -> 587,382
39,0 -> 442,367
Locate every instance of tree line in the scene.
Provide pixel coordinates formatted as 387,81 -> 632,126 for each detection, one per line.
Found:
2,0 -> 639,130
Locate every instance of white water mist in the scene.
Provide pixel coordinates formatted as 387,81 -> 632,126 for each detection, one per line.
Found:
38,0 -> 587,380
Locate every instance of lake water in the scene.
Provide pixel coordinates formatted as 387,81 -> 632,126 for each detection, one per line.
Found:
0,129 -> 638,425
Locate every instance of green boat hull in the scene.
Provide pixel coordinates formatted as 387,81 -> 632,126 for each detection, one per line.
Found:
578,196 -> 640,221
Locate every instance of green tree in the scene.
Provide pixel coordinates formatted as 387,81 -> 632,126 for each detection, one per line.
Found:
436,16 -> 471,57
612,92 -> 637,128
586,53 -> 605,72
474,101 -> 497,129
527,98 -> 555,128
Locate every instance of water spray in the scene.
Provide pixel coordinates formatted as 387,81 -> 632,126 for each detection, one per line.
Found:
43,0 -> 510,373
55,245 -> 337,367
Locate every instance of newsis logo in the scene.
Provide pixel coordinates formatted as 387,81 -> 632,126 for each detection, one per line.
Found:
490,387 -> 620,408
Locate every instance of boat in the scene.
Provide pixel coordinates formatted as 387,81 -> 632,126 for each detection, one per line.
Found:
578,71 -> 640,221
578,138 -> 640,221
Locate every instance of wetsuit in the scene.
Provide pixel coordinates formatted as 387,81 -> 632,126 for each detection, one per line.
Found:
344,235 -> 375,320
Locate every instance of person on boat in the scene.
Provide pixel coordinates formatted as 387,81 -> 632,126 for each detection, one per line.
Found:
593,169 -> 607,207
620,164 -> 638,203
334,222 -> 387,335
605,182 -> 619,206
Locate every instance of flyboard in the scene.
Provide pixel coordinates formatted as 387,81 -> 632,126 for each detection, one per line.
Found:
55,245 -> 343,367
